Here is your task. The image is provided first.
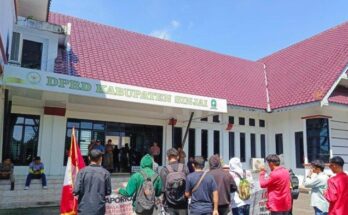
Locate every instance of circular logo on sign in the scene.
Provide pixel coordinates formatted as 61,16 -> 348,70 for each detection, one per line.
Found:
27,72 -> 41,84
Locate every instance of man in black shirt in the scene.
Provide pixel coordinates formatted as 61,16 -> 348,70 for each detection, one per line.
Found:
74,149 -> 112,215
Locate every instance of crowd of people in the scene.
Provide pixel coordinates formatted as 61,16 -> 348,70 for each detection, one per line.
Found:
72,146 -> 348,215
87,139 -> 132,172
1,145 -> 348,215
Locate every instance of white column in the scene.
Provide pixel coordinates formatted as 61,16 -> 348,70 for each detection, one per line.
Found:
256,133 -> 261,158
222,130 -> 229,164
40,115 -> 54,175
50,116 -> 67,175
245,133 -> 251,167
40,115 -> 67,175
208,129 -> 214,158
164,124 -> 173,165
303,119 -> 308,164
0,92 -> 4,161
195,128 -> 202,156
235,132 -> 241,157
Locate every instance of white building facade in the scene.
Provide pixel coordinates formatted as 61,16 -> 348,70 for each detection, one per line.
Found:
1,0 -> 348,178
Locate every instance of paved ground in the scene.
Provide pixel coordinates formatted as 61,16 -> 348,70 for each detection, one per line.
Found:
0,193 -> 312,215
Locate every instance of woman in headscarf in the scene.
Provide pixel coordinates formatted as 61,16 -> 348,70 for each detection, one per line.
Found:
229,157 -> 254,215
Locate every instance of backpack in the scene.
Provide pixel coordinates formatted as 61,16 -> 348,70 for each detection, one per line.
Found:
233,170 -> 251,200
289,169 -> 300,200
135,170 -> 158,214
165,164 -> 187,206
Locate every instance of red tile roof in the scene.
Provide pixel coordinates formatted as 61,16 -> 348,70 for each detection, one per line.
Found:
49,13 -> 268,109
49,12 -> 348,110
329,86 -> 348,106
259,22 -> 348,109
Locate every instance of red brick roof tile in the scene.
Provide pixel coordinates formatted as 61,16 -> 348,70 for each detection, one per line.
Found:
259,22 -> 348,109
49,12 -> 268,109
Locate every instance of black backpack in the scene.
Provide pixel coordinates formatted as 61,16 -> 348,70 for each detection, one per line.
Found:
289,169 -> 300,200
134,170 -> 158,214
165,164 -> 187,206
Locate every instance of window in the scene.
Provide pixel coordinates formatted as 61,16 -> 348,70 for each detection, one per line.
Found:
306,118 -> 330,163
213,115 -> 220,123
249,118 -> 255,126
200,117 -> 208,122
21,39 -> 43,69
229,132 -> 235,158
201,130 -> 208,160
261,134 -> 266,158
173,127 -> 182,149
295,132 -> 304,168
240,133 -> 246,162
188,129 -> 195,158
228,116 -> 234,124
6,114 -> 40,165
275,134 -> 283,155
259,120 -> 265,128
250,133 -> 256,158
10,32 -> 20,62
239,117 -> 245,125
214,131 -> 220,155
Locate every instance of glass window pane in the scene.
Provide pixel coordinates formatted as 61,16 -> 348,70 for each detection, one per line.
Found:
229,132 -> 235,158
81,121 -> 93,129
240,133 -> 246,162
67,121 -> 80,128
12,125 -> 23,142
80,130 -> 92,156
250,133 -> 256,158
214,131 -> 220,155
15,117 -> 24,124
261,134 -> 266,158
93,123 -> 105,130
25,118 -> 35,125
23,126 -> 37,144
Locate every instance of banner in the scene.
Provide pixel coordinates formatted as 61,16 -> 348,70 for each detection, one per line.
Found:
250,189 -> 270,215
3,65 -> 228,113
105,195 -> 133,215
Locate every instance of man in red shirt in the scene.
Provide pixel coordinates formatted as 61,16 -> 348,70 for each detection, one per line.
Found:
324,156 -> 348,215
259,154 -> 292,215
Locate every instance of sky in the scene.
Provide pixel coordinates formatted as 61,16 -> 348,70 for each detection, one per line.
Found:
51,0 -> 348,61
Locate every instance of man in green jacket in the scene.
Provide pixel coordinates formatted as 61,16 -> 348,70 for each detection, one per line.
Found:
118,154 -> 162,214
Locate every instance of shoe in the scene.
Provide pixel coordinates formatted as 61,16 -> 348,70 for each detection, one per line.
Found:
24,186 -> 29,190
43,186 -> 48,189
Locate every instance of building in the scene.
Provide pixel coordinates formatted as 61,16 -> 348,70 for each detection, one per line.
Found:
1,0 -> 348,177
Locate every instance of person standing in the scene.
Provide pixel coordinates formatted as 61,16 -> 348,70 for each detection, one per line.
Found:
0,158 -> 15,190
303,160 -> 329,215
209,155 -> 237,215
74,149 -> 112,215
259,154 -> 292,215
24,157 -> 47,190
229,157 -> 253,215
103,140 -> 114,173
150,142 -> 161,163
324,156 -> 348,214
185,156 -> 219,215
177,146 -> 186,164
160,148 -> 189,215
118,154 -> 162,215
113,145 -> 120,172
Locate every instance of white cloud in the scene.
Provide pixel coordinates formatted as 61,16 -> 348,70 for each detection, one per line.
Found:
149,20 -> 181,40
149,30 -> 171,40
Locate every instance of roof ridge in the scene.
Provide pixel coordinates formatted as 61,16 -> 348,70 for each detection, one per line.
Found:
258,20 -> 348,62
49,11 -> 263,66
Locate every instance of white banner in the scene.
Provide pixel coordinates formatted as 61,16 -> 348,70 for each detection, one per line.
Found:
105,194 -> 133,215
3,65 -> 228,113
250,189 -> 270,215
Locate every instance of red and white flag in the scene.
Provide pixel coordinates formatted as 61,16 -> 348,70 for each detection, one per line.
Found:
60,127 -> 85,215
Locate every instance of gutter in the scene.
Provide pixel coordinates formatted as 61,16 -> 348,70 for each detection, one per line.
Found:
262,63 -> 272,112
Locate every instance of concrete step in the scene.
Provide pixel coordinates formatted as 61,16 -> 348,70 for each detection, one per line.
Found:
0,175 -> 130,209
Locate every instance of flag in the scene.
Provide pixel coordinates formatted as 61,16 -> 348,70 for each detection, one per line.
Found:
60,127 -> 85,215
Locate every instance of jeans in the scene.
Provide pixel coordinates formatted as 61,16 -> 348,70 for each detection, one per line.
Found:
232,204 -> 250,215
25,173 -> 47,187
314,207 -> 328,215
